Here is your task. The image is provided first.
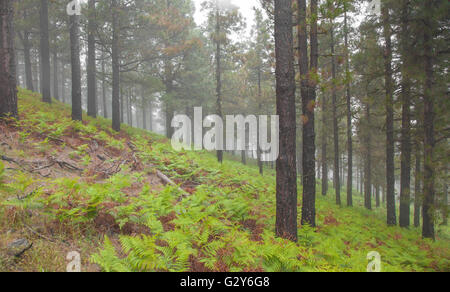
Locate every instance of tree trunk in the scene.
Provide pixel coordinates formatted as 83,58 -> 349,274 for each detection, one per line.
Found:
330,24 -> 341,206
443,175 -> 448,226
141,86 -> 147,130
376,185 -> 380,208
87,0 -> 97,118
40,0 -> 51,103
22,27 -> 34,92
382,4 -> 396,225
148,99 -> 153,131
15,49 -> 20,87
111,0 -> 121,132
364,102 -> 372,210
33,52 -> 39,93
414,148 -> 421,228
52,50 -> 59,101
321,94 -> 328,196
301,0 -> 318,227
241,150 -> 246,165
399,0 -> 412,228
0,0 -> 18,118
69,14 -> 82,121
120,87 -> 124,124
128,90 -> 133,127
215,8 -> 223,164
360,166 -> 363,196
257,68 -> 263,175
61,62 -> 66,103
422,0 -> 435,240
164,59 -> 174,138
275,0 -> 298,241
101,53 -> 107,118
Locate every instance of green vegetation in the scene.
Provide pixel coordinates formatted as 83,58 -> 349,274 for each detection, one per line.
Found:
0,89 -> 448,272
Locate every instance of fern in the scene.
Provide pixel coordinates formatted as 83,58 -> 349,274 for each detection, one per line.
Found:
91,236 -> 130,272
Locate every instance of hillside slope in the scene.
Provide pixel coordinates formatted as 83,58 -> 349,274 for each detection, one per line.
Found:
0,89 -> 448,272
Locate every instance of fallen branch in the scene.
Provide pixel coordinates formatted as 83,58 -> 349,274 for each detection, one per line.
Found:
24,225 -> 70,246
24,224 -> 55,243
31,162 -> 55,172
1,155 -> 18,164
127,141 -> 137,152
47,136 -> 64,144
156,170 -> 189,197
55,160 -> 84,172
17,189 -> 38,201
102,159 -> 128,176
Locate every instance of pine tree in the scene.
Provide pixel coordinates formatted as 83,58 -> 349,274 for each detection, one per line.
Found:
69,12 -> 82,121
0,0 -> 18,118
382,1 -> 396,226
111,0 -> 121,132
39,0 -> 51,103
301,0 -> 318,227
275,0 -> 298,242
87,0 -> 97,118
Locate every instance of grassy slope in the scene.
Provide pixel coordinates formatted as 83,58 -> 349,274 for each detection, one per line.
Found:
0,89 -> 448,272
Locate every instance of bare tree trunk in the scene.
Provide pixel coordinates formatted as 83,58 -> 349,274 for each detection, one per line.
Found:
40,0 -> 51,103
0,0 -> 18,118
321,94 -> 328,196
443,173 -> 448,226
330,24 -> 341,206
215,8 -> 223,164
111,0 -> 121,132
360,165 -> 363,196
126,89 -> 130,125
422,0 -> 435,239
382,3 -> 396,226
128,90 -> 133,127
141,86 -> 147,130
22,25 -> 34,92
61,62 -> 66,103
414,147 -> 421,228
257,68 -> 263,175
301,0 -> 318,227
52,50 -> 59,101
364,102 -> 372,210
376,185 -> 380,208
34,51 -> 39,93
164,61 -> 174,139
15,49 -> 20,87
399,0 -> 412,228
101,53 -> 107,118
275,0 -> 298,241
120,87 -> 124,124
87,0 -> 97,118
241,150 -> 246,165
148,99 -> 153,131
69,14 -> 82,121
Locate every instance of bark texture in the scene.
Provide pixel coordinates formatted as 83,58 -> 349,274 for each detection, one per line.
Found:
0,0 -> 18,118
70,15 -> 82,121
382,4 -> 396,226
40,0 -> 51,103
275,0 -> 298,241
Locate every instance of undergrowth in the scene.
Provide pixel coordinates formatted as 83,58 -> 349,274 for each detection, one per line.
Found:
0,89 -> 448,272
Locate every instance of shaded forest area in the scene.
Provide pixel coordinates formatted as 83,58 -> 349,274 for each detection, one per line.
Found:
0,0 -> 448,272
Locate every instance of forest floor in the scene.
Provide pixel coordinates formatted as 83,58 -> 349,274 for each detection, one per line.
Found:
0,88 -> 448,272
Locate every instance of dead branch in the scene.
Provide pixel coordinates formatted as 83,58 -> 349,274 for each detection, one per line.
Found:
31,162 -> 55,172
24,224 -> 56,244
156,170 -> 189,198
54,160 -> 84,172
